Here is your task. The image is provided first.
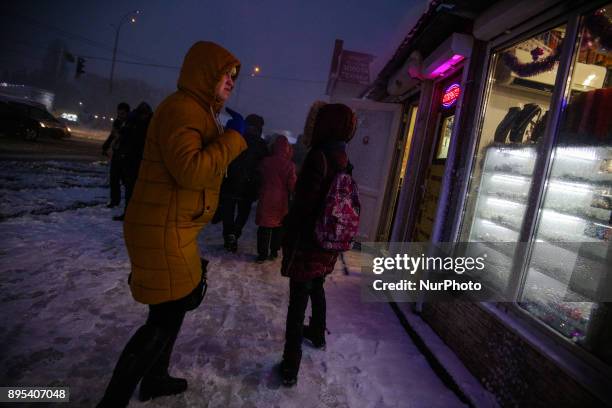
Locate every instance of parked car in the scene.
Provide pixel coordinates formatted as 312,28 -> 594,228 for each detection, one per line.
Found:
0,97 -> 71,141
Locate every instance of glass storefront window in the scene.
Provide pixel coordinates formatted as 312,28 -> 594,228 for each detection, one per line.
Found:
435,115 -> 454,160
519,5 -> 612,364
459,25 -> 568,293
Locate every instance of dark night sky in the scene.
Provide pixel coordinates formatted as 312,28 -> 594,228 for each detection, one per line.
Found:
2,0 -> 428,138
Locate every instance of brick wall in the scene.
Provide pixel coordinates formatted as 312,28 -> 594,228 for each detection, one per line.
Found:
421,302 -> 604,407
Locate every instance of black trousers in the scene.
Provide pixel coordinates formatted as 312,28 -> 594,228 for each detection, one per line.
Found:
108,156 -> 122,206
221,197 -> 253,239
257,227 -> 283,257
109,157 -> 138,213
121,168 -> 138,214
283,277 -> 326,372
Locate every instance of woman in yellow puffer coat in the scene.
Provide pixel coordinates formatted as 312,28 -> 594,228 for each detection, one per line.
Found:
97,41 -> 246,407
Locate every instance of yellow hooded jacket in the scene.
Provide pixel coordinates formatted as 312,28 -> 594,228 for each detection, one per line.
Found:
124,41 -> 246,304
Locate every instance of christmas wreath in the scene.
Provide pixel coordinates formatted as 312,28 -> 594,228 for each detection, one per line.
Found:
501,43 -> 563,77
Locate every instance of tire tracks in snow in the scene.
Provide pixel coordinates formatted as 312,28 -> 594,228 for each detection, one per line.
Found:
0,200 -> 106,222
1,160 -> 109,222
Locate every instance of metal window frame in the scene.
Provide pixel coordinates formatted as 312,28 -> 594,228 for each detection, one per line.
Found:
395,81 -> 435,242
388,101 -> 420,242
378,96 -> 421,242
505,15 -> 580,302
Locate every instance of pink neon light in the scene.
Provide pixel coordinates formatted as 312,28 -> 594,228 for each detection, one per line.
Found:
430,54 -> 464,77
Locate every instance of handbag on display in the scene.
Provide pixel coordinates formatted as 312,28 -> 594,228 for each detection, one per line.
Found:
494,104 -> 542,143
530,111 -> 549,143
494,107 -> 521,143
509,103 -> 542,143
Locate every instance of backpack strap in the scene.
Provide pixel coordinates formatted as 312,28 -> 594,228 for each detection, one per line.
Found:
319,149 -> 328,180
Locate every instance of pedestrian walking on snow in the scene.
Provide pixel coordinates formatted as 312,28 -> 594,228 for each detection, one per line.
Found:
102,102 -> 130,208
112,101 -> 153,221
219,113 -> 268,252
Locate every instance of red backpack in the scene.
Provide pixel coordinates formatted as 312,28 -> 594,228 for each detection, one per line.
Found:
314,153 -> 360,251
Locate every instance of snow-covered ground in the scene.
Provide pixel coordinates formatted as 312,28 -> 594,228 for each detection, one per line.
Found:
0,160 -> 465,408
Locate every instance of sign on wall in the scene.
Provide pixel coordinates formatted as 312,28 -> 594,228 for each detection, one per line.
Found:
441,83 -> 461,108
338,50 -> 375,85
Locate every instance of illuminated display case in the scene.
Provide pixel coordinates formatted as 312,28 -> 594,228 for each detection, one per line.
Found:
470,145 -> 611,244
458,4 -> 612,362
468,143 -> 611,342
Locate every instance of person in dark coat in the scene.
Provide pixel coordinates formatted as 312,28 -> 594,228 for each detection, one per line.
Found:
279,103 -> 357,386
219,113 -> 268,251
255,135 -> 297,262
112,102 -> 153,221
102,102 -> 130,208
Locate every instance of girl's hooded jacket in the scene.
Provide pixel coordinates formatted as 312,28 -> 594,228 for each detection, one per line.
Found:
124,41 -> 246,304
281,104 -> 356,282
255,135 -> 297,227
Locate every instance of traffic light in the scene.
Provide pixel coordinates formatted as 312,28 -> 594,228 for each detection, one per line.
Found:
76,57 -> 86,78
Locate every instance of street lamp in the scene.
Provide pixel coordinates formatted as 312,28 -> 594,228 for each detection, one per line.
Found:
235,65 -> 261,110
109,10 -> 140,93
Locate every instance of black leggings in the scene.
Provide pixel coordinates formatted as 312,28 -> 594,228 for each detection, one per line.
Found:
283,277 -> 326,360
100,258 -> 208,407
98,300 -> 186,406
144,299 -> 187,374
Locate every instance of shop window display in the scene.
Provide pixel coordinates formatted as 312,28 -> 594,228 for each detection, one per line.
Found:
460,25 -> 568,292
519,5 -> 612,364
435,115 -> 454,160
461,5 -> 611,364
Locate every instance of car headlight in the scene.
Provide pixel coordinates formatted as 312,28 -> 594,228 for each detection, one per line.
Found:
67,127 -> 72,132
39,122 -> 46,128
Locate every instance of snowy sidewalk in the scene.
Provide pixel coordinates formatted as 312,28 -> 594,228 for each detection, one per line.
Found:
0,160 -> 466,408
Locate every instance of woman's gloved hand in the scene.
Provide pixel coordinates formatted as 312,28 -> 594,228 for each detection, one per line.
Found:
225,107 -> 245,135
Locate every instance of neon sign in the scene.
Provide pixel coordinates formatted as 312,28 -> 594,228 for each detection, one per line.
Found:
441,83 -> 461,108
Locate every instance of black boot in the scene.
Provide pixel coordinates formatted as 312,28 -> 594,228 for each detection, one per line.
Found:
139,327 -> 187,401
303,318 -> 326,349
257,227 -> 271,261
139,375 -> 187,401
224,234 -> 238,253
96,325 -> 170,408
280,349 -> 302,387
281,278 -> 309,387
